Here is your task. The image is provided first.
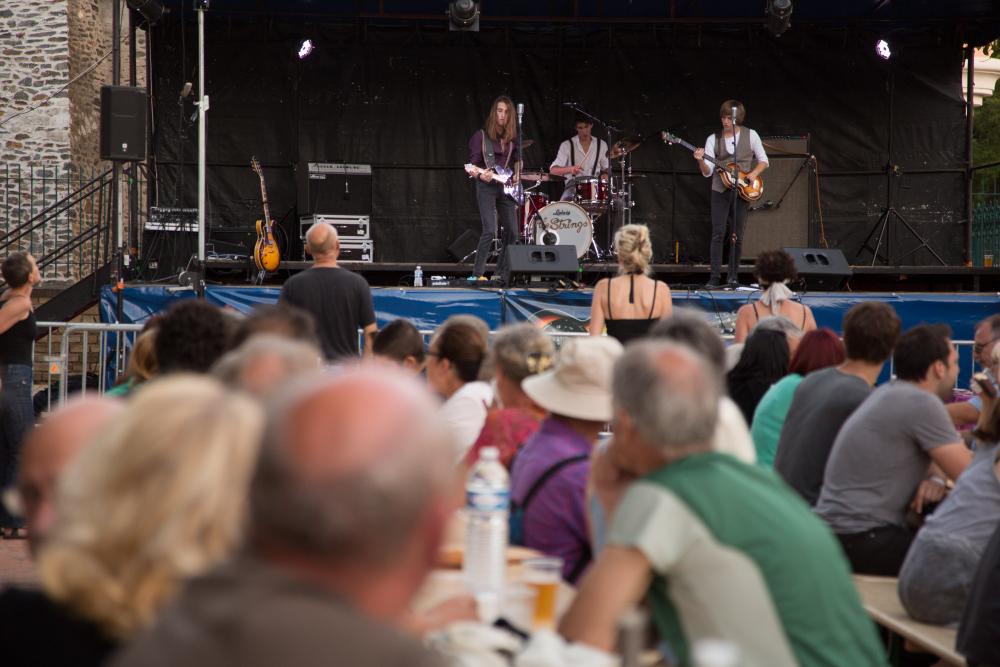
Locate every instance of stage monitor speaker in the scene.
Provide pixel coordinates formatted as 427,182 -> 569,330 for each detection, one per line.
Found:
508,245 -> 579,276
742,137 -> 810,257
783,247 -> 852,290
447,229 -> 479,261
99,86 -> 147,161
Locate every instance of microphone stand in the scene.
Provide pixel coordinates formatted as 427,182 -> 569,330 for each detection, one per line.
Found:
726,106 -> 740,286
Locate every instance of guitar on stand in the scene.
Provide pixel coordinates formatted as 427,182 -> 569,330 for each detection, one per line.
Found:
250,156 -> 281,282
660,131 -> 764,202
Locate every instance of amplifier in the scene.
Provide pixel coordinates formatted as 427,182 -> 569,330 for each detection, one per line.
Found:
339,239 -> 374,263
300,214 -> 370,242
147,206 -> 198,232
296,161 -> 373,216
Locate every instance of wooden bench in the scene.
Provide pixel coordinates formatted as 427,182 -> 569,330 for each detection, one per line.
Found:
853,575 -> 963,666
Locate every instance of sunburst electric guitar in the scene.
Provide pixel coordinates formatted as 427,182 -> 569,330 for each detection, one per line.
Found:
660,131 -> 764,202
250,157 -> 281,273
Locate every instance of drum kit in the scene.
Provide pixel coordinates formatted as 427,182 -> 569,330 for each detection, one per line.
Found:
515,133 -> 646,261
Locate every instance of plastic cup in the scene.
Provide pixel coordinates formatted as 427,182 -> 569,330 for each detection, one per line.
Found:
521,556 -> 563,630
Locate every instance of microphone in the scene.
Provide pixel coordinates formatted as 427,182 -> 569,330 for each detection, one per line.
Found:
732,106 -> 738,125
343,178 -> 350,199
517,103 -> 524,118
561,101 -> 577,107
179,82 -> 192,99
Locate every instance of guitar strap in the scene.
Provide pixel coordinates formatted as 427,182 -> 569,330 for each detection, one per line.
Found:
481,131 -> 496,170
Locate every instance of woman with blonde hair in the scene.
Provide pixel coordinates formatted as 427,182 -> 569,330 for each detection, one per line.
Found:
0,375 -> 264,665
589,224 -> 672,344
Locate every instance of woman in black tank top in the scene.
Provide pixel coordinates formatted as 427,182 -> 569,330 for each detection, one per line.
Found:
589,224 -> 672,345
0,252 -> 40,537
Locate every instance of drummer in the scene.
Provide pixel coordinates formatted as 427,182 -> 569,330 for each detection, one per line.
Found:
549,115 -> 609,201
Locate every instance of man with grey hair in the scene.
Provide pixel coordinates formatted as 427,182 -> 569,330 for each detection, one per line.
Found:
279,222 -> 377,362
113,367 -> 454,667
648,308 -> 755,463
561,340 -> 885,666
211,334 -> 323,399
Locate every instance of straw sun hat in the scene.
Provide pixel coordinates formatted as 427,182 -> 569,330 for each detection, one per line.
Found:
522,336 -> 624,422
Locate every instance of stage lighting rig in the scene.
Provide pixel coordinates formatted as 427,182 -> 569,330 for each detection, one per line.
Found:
876,39 -> 892,60
765,0 -> 792,37
125,0 -> 165,26
448,0 -> 480,32
298,39 -> 314,59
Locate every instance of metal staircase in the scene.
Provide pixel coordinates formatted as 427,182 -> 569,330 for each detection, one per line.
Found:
0,164 -> 118,327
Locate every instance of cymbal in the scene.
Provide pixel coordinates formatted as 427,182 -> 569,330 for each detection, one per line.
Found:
609,139 -> 642,159
520,170 -> 562,182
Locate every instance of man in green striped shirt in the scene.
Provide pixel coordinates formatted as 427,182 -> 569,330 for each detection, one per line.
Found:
560,341 -> 886,667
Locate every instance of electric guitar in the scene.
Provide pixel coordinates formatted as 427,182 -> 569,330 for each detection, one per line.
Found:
464,163 -> 522,202
250,157 -> 281,273
660,131 -> 764,202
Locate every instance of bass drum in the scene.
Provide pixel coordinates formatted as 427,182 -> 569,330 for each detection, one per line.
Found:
534,201 -> 593,259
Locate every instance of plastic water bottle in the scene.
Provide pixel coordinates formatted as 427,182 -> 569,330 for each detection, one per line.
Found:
413,265 -> 423,287
464,447 -> 509,609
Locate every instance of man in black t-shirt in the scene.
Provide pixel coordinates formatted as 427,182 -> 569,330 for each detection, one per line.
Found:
279,223 -> 376,362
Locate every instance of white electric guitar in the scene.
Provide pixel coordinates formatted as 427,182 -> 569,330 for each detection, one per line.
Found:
464,163 -> 521,201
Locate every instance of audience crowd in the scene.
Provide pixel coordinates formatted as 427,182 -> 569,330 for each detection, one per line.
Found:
0,239 -> 998,666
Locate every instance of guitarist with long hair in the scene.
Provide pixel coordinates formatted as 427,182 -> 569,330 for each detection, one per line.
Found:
693,100 -> 769,288
466,95 -> 521,284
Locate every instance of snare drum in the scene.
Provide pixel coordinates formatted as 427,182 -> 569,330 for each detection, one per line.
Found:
520,192 -> 550,237
574,178 -> 608,212
535,201 -> 593,258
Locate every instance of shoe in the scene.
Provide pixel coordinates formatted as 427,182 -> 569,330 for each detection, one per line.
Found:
726,280 -> 740,289
466,275 -> 487,283
703,278 -> 721,289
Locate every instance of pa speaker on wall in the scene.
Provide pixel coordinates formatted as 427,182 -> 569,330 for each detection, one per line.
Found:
783,247 -> 852,291
100,86 -> 147,161
508,245 -> 579,276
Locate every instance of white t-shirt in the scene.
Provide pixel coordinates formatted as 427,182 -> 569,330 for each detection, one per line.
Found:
440,380 -> 494,462
715,395 -> 757,464
551,136 -> 610,199
701,129 -> 769,177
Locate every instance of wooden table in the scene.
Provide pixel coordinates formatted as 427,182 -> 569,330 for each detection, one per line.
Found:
853,575 -> 963,666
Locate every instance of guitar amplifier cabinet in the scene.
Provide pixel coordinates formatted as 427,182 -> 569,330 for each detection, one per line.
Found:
338,240 -> 374,263
300,215 -> 370,242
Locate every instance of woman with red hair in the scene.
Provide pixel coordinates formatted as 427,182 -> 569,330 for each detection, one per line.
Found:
751,328 -> 845,467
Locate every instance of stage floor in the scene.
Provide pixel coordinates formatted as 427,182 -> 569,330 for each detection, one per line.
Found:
204,258 -> 1000,292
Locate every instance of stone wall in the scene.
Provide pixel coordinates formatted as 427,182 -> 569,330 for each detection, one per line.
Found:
0,0 -> 147,280
0,0 -> 73,166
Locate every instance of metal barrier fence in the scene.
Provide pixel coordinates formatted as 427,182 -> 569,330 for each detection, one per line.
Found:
34,321 -> 143,411
972,201 -> 1000,267
33,323 -> 981,410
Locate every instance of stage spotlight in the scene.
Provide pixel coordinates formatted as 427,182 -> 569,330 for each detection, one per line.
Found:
298,39 -> 314,59
448,0 -> 480,32
765,0 -> 792,37
125,0 -> 165,26
876,39 -> 892,60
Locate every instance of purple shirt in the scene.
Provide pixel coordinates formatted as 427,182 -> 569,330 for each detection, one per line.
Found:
467,129 -> 520,170
510,417 -> 592,583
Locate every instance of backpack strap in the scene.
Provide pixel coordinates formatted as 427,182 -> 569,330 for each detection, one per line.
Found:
515,453 -> 590,512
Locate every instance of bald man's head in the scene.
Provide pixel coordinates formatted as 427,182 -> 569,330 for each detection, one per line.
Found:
17,397 -> 123,554
250,366 -> 455,568
305,222 -> 339,261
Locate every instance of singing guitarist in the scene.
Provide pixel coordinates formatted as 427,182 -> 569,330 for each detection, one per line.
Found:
693,100 -> 769,288
467,95 -> 521,284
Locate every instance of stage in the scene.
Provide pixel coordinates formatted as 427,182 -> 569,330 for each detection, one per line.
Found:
201,258 -> 1000,293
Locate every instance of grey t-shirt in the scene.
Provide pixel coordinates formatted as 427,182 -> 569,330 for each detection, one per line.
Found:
774,367 -> 872,505
921,441 -> 1000,545
815,381 -> 961,534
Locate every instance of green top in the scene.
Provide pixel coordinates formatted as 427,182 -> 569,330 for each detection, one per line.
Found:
750,373 -> 802,468
608,452 -> 886,667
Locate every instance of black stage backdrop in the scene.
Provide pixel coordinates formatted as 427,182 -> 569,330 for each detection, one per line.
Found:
148,18 -> 969,266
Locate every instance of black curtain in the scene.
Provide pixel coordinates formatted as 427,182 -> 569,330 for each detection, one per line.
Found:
149,18 -> 968,265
